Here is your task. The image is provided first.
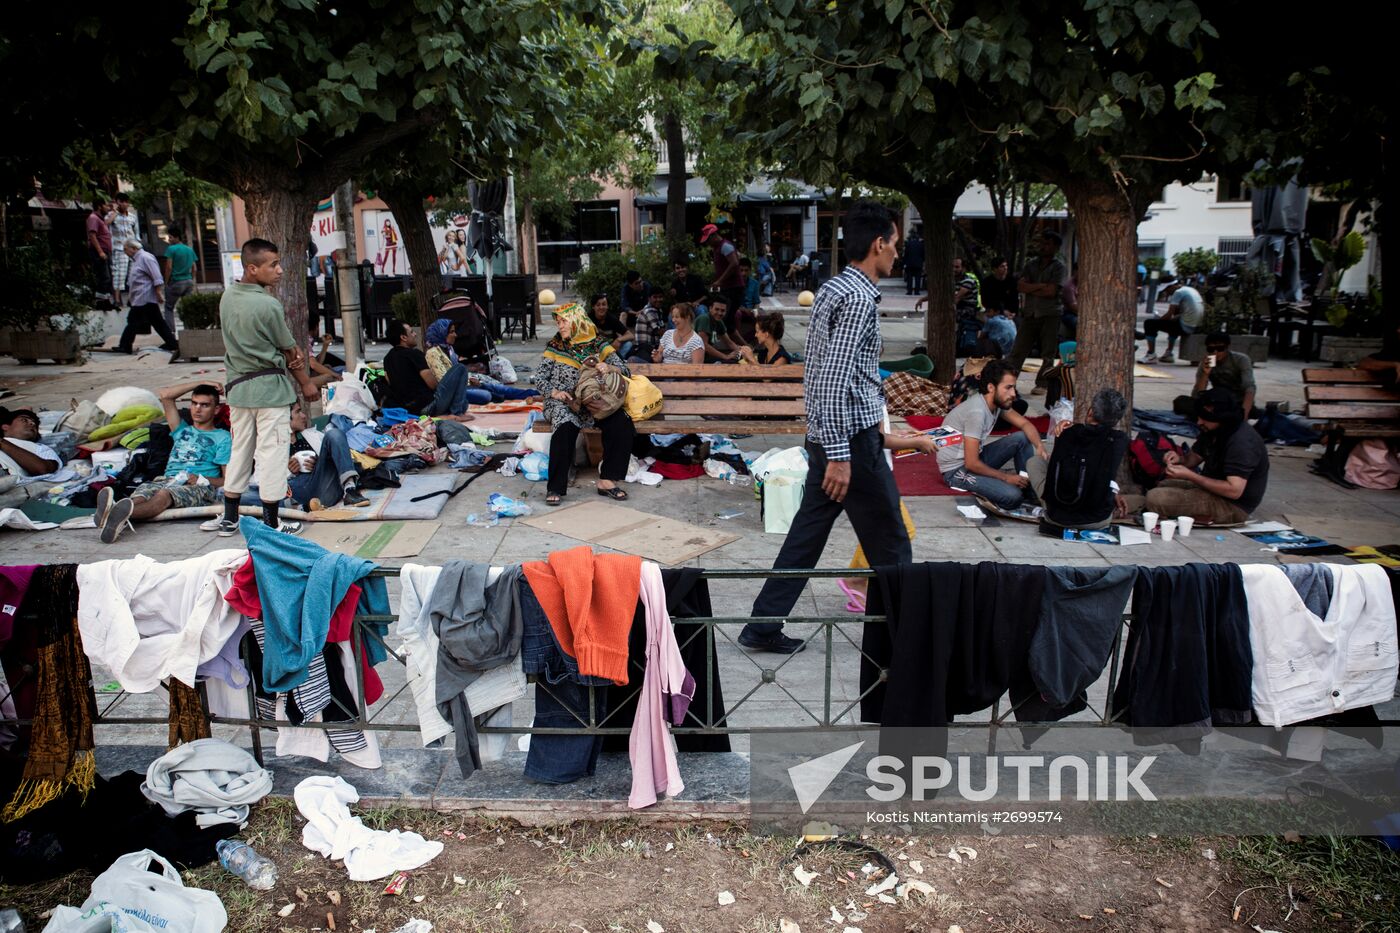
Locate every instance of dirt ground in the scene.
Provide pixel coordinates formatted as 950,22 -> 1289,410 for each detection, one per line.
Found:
6,798 -> 1397,933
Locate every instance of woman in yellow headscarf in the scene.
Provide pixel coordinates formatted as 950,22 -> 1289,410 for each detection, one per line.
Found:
537,302 -> 635,506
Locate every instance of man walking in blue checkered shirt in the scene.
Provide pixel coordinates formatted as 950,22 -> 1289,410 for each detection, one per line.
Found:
740,201 -> 911,653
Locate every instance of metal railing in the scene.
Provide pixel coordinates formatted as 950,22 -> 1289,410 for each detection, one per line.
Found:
1,566 -> 1138,767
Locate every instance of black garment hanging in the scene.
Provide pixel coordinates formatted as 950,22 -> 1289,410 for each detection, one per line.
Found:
1110,563 -> 1252,752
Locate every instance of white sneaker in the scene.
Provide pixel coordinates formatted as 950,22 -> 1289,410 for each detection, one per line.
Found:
273,519 -> 302,536
200,517 -> 239,536
1141,353 -> 1159,364
1158,352 -> 1175,363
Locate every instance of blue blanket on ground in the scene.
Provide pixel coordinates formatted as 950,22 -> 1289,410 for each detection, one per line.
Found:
242,516 -> 391,691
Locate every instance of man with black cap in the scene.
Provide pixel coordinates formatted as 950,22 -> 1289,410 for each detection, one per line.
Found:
701,223 -> 745,314
1122,387 -> 1269,525
0,408 -> 61,478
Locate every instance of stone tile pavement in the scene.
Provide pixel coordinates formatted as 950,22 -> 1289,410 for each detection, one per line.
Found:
4,292 -> 1398,809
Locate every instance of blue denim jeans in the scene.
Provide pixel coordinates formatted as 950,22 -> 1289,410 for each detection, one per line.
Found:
944,433 -> 1034,510
520,577 -> 611,784
427,365 -> 493,416
288,426 -> 358,509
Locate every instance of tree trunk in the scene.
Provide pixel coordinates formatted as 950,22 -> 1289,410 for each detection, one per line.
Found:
379,184 -> 443,336
663,110 -> 687,251
910,188 -> 959,383
1060,177 -> 1146,427
239,181 -> 316,352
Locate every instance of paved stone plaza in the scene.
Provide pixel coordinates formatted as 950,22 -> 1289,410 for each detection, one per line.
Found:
4,291 -> 1397,811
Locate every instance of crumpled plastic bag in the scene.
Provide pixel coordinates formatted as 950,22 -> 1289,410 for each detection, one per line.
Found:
750,446 -> 809,481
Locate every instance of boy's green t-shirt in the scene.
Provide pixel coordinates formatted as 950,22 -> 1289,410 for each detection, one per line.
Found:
165,242 -> 196,282
220,281 -> 296,408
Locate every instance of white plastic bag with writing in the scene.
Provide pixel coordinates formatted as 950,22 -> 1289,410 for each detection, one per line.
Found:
44,849 -> 227,933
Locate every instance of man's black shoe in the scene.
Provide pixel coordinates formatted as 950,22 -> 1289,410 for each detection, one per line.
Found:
737,632 -> 807,654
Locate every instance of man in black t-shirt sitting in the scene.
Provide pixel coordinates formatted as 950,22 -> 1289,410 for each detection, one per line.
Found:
381,320 -> 475,422
1123,387 -> 1268,525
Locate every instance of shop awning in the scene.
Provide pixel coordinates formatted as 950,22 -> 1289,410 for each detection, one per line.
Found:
634,177 -> 829,207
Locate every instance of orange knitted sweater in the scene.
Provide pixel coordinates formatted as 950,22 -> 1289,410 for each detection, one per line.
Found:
522,546 -> 642,686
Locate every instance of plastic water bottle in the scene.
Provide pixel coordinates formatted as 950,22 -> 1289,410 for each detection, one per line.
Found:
216,839 -> 278,890
725,472 -> 752,488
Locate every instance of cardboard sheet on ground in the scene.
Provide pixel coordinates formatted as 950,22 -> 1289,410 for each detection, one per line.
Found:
1284,513 -> 1400,550
522,500 -> 738,565
302,520 -> 440,558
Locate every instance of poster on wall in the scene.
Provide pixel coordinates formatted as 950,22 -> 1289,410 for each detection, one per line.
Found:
362,210 -> 476,277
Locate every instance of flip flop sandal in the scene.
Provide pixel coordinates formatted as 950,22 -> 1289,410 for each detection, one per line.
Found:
546,493 -> 564,506
597,486 -> 628,501
837,579 -> 867,613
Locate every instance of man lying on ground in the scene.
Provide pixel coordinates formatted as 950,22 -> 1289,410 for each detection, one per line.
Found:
96,382 -> 231,543
0,408 -> 62,479
1121,387 -> 1269,525
935,359 -> 1048,511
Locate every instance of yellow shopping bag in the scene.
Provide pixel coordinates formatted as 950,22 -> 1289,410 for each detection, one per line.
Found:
624,374 -> 664,422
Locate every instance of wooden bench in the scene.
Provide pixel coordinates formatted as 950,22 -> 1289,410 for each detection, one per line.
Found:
532,362 -> 807,436
1303,368 -> 1400,483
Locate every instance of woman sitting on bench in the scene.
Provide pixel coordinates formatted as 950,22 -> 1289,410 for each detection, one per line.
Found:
653,302 -> 705,364
538,303 -> 635,506
739,311 -> 793,365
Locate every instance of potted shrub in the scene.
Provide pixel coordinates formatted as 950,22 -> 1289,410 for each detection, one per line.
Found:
389,290 -> 419,324
0,237 -> 91,364
176,289 -> 226,361
1314,232 -> 1384,363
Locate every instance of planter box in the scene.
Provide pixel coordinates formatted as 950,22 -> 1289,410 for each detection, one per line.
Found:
0,328 -> 11,356
9,329 -> 81,364
178,328 -> 226,361
1319,336 -> 1384,365
1180,333 -> 1269,364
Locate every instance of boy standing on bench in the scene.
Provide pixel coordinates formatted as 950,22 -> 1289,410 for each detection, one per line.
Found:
741,201 -> 912,654
210,238 -> 318,537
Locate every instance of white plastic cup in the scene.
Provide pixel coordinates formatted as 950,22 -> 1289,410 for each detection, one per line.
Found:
1142,511 -> 1159,533
1177,516 -> 1195,537
1160,519 -> 1177,542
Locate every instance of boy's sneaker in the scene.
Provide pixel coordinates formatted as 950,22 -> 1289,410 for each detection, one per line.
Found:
1158,352 -> 1175,363
99,498 -> 135,544
200,517 -> 240,537
1141,353 -> 1159,364
94,486 -> 114,528
341,486 -> 370,508
273,519 -> 302,536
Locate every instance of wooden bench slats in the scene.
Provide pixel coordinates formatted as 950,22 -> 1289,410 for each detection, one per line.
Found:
634,419 -> 807,435
1302,369 -> 1382,385
628,363 -> 804,380
655,399 -> 806,416
637,380 -> 806,398
1305,385 -> 1400,403
1304,403 -> 1400,421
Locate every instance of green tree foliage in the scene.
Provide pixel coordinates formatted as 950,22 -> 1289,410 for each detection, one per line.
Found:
6,0 -> 614,349
1171,247 -> 1220,280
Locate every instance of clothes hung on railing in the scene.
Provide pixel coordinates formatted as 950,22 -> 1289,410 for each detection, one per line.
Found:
1112,564 -> 1253,752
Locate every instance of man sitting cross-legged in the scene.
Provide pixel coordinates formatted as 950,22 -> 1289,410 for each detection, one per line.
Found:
935,359 -> 1049,511
95,381 -> 231,543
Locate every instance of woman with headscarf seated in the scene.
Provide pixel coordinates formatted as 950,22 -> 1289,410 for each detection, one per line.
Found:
424,318 -> 539,403
536,302 -> 636,506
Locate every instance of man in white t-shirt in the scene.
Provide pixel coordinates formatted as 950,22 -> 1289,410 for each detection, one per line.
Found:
0,408 -> 61,479
1142,283 -> 1204,363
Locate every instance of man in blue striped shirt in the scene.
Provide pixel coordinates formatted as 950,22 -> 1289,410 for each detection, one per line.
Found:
741,201 -> 911,653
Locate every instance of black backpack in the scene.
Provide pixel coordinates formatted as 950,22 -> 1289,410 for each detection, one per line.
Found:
1043,424 -> 1128,527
